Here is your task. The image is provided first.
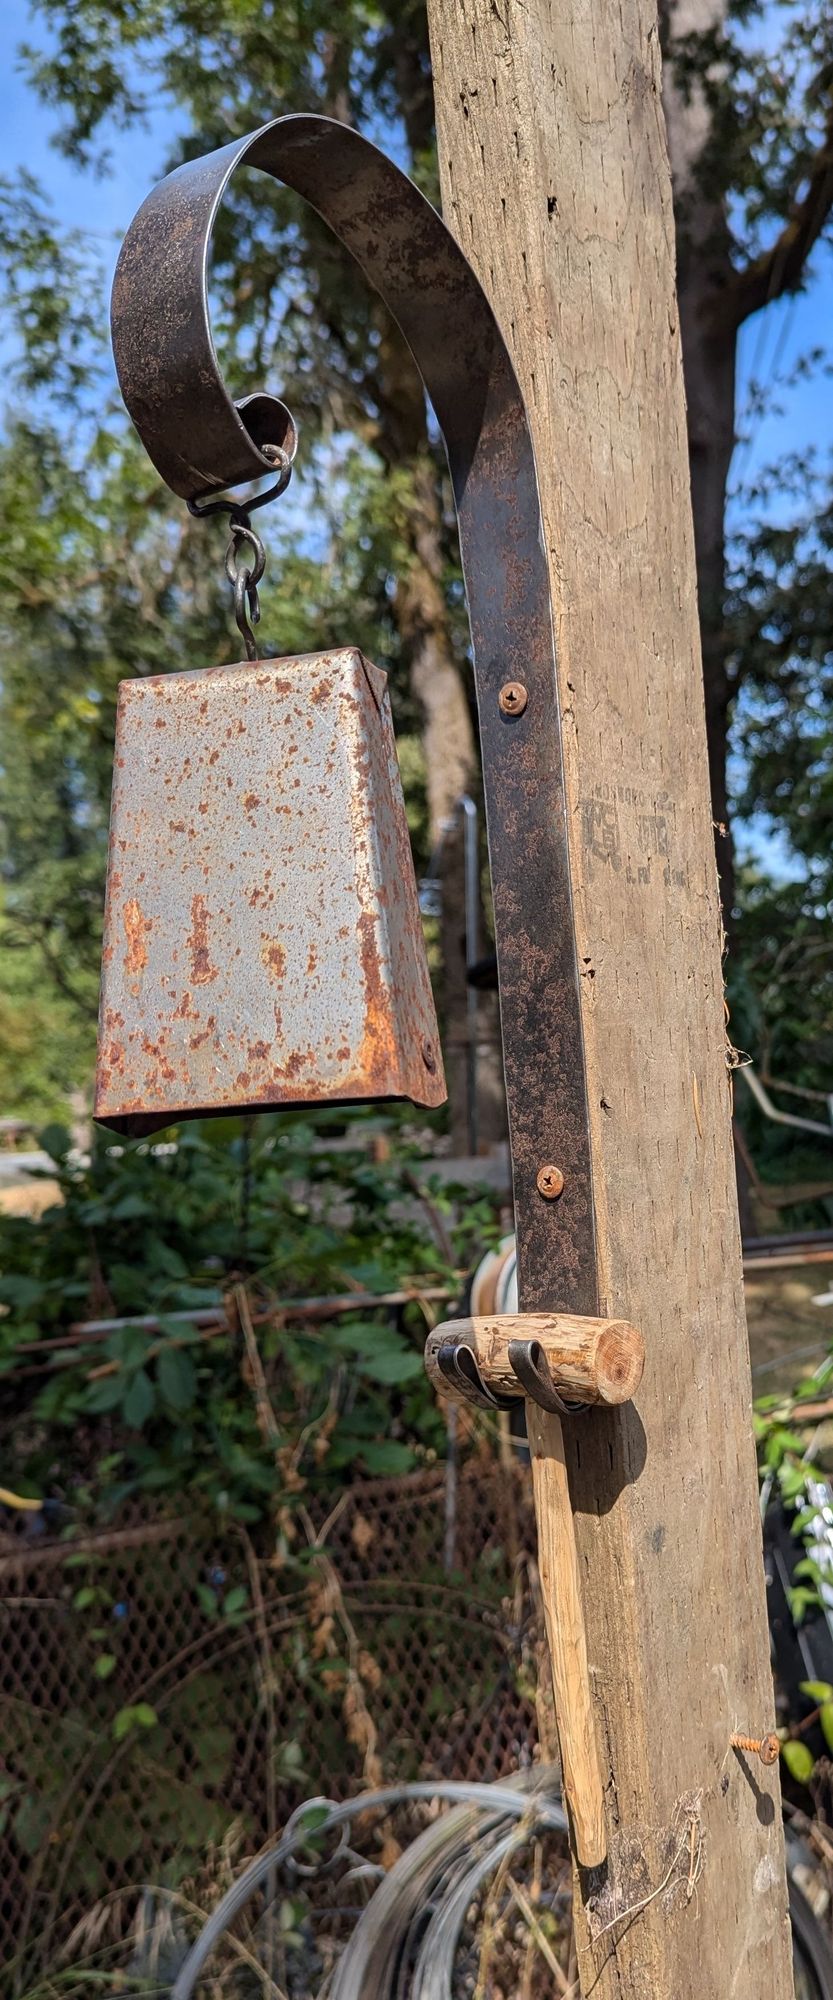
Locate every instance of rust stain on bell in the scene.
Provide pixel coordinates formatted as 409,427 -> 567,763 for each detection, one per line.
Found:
95,648 -> 447,1134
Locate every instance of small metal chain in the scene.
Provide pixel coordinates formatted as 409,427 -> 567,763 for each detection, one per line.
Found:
187,441 -> 295,661
224,518 -> 267,660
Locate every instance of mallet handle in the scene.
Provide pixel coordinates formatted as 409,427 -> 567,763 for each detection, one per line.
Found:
527,1402 -> 607,1869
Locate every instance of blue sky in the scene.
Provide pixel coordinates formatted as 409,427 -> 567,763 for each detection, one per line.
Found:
3,0 -> 832,877
5,0 -> 831,464
4,0 -> 183,285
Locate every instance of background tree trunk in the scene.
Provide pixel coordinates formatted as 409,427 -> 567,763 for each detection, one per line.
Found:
326,24 -> 497,1151
428,1 -> 793,1992
660,0 -> 737,919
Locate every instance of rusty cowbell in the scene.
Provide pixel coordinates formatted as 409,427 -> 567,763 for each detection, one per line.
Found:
96,137 -> 447,1135
95,649 -> 446,1134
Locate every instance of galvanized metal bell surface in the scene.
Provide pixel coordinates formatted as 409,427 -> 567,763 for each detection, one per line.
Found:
95,647 -> 446,1134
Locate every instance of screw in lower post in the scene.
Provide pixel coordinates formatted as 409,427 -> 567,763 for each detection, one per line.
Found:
730,1732 -> 779,1766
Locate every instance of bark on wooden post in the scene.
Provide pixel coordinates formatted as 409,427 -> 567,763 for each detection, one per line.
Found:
426,2 -> 793,1992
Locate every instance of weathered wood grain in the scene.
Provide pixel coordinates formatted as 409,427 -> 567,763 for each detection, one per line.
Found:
426,2 -> 792,1991
527,1402 -> 607,1868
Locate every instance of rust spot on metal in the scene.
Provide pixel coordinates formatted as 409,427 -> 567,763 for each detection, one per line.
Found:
187,895 -> 218,986
260,936 -> 286,980
123,899 -> 151,973
243,792 -> 261,812
189,1016 -> 217,1051
354,908 -> 398,1091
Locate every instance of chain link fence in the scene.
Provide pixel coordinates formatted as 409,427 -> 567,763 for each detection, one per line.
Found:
0,1461 -> 545,1982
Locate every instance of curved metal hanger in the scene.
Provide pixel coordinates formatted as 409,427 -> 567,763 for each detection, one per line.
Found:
435,1338 -> 516,1413
110,115 -> 600,1327
435,1332 -> 588,1416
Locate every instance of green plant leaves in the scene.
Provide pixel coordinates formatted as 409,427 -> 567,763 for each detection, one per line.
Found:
112,1702 -> 157,1741
122,1368 -> 154,1429
0,1109 -> 464,1520
781,1739 -> 815,1785
360,1441 -> 416,1475
13,1791 -> 53,1856
37,1123 -> 72,1164
358,1349 -> 424,1385
222,1585 -> 248,1621
84,1375 -> 124,1414
157,1345 -> 196,1412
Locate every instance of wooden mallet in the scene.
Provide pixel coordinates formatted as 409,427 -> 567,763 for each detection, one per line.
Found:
425,1311 -> 645,1868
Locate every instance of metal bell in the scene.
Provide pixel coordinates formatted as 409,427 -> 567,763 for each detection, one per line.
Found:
95,648 -> 446,1134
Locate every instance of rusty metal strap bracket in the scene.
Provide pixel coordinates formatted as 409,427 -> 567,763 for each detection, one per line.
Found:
435,1335 -> 587,1417
110,114 -> 599,1322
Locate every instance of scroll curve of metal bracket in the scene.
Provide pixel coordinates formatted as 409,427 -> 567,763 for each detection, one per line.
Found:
110,114 -> 600,1325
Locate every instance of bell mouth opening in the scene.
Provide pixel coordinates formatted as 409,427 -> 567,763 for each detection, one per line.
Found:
95,1076 -> 447,1140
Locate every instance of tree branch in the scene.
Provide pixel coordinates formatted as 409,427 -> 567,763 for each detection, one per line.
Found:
727,103 -> 833,329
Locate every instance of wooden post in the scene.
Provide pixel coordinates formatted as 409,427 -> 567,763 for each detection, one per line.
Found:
426,3 -> 793,1993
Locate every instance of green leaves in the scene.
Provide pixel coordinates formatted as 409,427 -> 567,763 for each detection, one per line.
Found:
360,1441 -> 416,1476
122,1368 -> 154,1429
358,1348 -> 424,1386
333,1319 -> 425,1383
222,1586 -> 248,1623
112,1703 -> 157,1742
157,1344 -> 196,1413
0,1108 -> 460,1522
84,1375 -> 125,1414
781,1739 -> 815,1786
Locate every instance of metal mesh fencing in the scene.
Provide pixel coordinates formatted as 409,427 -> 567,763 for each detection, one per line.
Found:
0,1462 -> 543,1980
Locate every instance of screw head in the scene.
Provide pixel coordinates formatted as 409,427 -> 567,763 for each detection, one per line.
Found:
421,1037 -> 437,1074
536,1163 -> 565,1200
498,681 -> 528,718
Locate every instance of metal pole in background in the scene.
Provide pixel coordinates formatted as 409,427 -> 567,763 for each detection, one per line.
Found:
421,795 -> 482,1155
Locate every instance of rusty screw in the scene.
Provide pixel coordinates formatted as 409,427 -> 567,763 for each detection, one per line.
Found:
498,681 -> 528,718
730,1732 -> 779,1766
536,1163 -> 565,1200
421,1037 -> 437,1074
